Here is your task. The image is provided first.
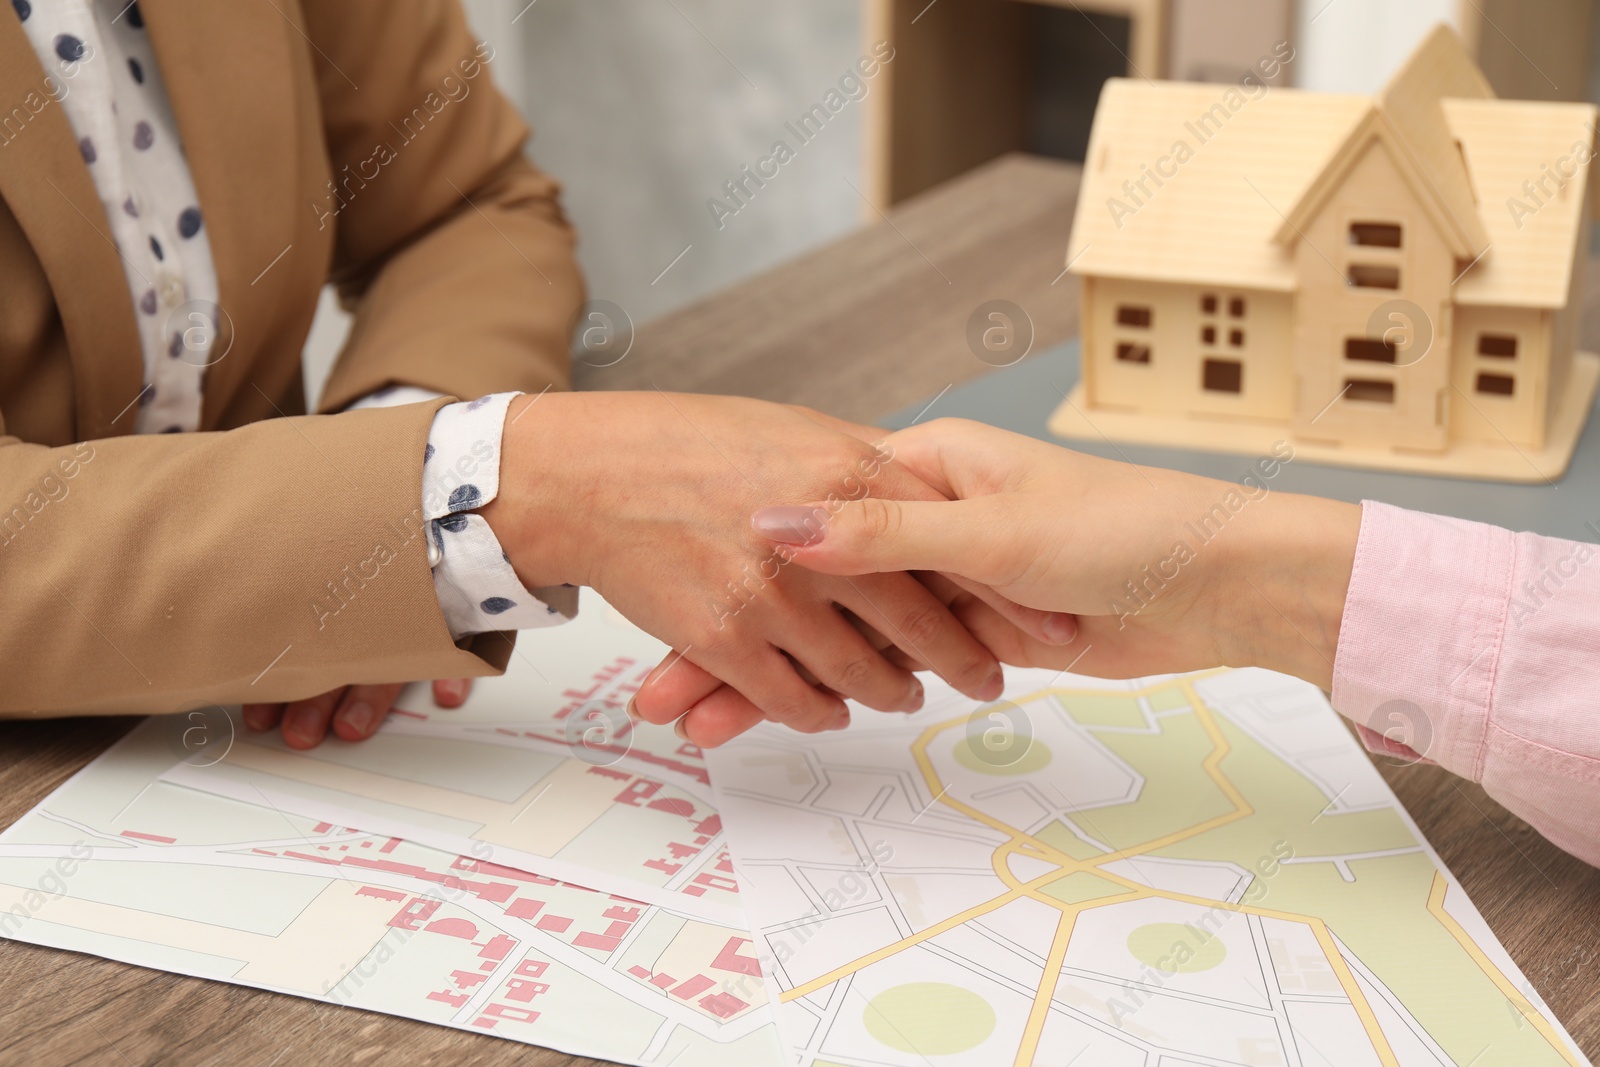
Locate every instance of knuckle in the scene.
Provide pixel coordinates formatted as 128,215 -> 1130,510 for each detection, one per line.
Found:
831,655 -> 874,692
900,603 -> 946,647
693,625 -> 735,659
857,497 -> 901,543
764,696 -> 811,727
949,653 -> 993,689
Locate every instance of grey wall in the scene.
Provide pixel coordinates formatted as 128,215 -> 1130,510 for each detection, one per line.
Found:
512,0 -> 868,323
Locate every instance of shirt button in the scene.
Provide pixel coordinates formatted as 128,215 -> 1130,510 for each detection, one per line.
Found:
158,274 -> 184,306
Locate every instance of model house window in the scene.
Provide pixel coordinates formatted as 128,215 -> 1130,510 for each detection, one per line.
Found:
1345,337 -> 1397,363
1477,372 -> 1515,396
1478,334 -> 1517,358
1116,342 -> 1151,364
1201,294 -> 1217,314
1344,378 -> 1395,403
1202,358 -> 1242,393
1228,297 -> 1246,318
1228,329 -> 1244,347
1347,264 -> 1400,289
1116,305 -> 1152,328
1201,325 -> 1216,345
1349,221 -> 1403,248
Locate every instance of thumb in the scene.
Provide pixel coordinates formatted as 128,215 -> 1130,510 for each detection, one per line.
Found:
751,498 -> 994,578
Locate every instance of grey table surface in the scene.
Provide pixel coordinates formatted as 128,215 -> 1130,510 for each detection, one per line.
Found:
887,338 -> 1600,542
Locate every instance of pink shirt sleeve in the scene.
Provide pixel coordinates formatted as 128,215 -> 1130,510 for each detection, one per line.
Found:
1331,500 -> 1600,866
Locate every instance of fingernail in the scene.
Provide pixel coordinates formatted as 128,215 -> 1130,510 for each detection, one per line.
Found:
751,506 -> 827,546
904,677 -> 924,713
626,696 -> 644,723
241,705 -> 272,732
341,701 -> 375,737
674,716 -> 692,742
436,679 -> 467,703
1044,613 -> 1078,645
976,670 -> 1005,702
831,707 -> 851,731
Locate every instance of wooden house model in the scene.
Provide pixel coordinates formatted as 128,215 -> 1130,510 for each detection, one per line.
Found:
1050,24 -> 1600,481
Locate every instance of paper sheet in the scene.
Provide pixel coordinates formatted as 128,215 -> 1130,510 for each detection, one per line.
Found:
160,613 -> 740,927
704,666 -> 1589,1067
0,712 -> 781,1066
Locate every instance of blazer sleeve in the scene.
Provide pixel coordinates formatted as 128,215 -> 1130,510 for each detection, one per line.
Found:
301,0 -> 583,412
0,400 -> 520,717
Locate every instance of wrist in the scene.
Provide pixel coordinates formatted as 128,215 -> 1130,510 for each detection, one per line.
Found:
1212,492 -> 1361,689
480,392 -> 588,590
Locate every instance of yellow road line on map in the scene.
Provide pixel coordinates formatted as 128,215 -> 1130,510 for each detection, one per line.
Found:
1426,871 -> 1582,1067
1015,907 -> 1077,1067
780,674 -> 1533,1067
1080,678 -> 1254,867
779,865 -> 1066,1002
1079,863 -> 1400,1066
910,719 -> 1079,866
1309,916 -> 1401,1067
928,678 -> 1397,1065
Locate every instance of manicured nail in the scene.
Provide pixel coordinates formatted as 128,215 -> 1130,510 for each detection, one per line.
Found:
976,670 -> 1005,702
674,716 -> 692,742
241,705 -> 274,732
626,696 -> 644,723
340,701 -> 375,737
904,677 -> 925,713
436,679 -> 467,704
1044,613 -> 1078,645
751,506 -> 827,546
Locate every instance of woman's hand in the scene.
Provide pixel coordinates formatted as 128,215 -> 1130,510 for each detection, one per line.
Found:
754,418 -> 1362,690
243,678 -> 471,748
482,394 -> 1071,736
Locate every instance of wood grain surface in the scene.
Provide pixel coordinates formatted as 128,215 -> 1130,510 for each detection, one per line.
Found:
4,154 -> 1599,1066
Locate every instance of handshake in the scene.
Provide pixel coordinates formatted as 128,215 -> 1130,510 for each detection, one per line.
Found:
483,391 -> 1080,748
246,390 -> 1361,749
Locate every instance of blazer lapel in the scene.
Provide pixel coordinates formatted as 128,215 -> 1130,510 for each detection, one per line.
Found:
143,0 -> 317,427
0,15 -> 144,440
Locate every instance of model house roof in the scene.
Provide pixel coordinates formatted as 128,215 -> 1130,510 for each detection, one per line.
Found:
1068,25 -> 1597,309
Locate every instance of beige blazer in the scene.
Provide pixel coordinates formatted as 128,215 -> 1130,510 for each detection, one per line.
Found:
0,0 -> 582,715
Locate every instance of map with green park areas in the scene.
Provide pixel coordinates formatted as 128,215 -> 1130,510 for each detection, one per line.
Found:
708,666 -> 1588,1067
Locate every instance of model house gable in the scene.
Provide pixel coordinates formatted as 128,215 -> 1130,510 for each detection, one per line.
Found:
1275,106 -> 1482,268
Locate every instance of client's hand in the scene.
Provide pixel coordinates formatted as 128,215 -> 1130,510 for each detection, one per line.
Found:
754,418 -> 1362,690
243,678 -> 471,748
482,394 -> 1070,737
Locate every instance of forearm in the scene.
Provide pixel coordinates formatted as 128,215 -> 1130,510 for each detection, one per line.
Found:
302,0 -> 581,412
0,404 -> 509,717
317,153 -> 582,411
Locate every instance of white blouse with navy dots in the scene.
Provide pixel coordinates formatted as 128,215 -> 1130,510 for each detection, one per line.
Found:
12,0 -> 569,640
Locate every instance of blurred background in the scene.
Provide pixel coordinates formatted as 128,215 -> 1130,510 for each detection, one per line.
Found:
303,0 -> 1600,404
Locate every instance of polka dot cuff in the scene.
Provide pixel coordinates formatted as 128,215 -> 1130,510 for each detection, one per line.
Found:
354,387 -> 576,640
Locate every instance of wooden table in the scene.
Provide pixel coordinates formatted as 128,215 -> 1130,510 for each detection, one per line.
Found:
4,153 -> 1599,1065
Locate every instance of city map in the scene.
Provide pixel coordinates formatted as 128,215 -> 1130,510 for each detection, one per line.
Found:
707,666 -> 1587,1067
0,594 -> 1586,1065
